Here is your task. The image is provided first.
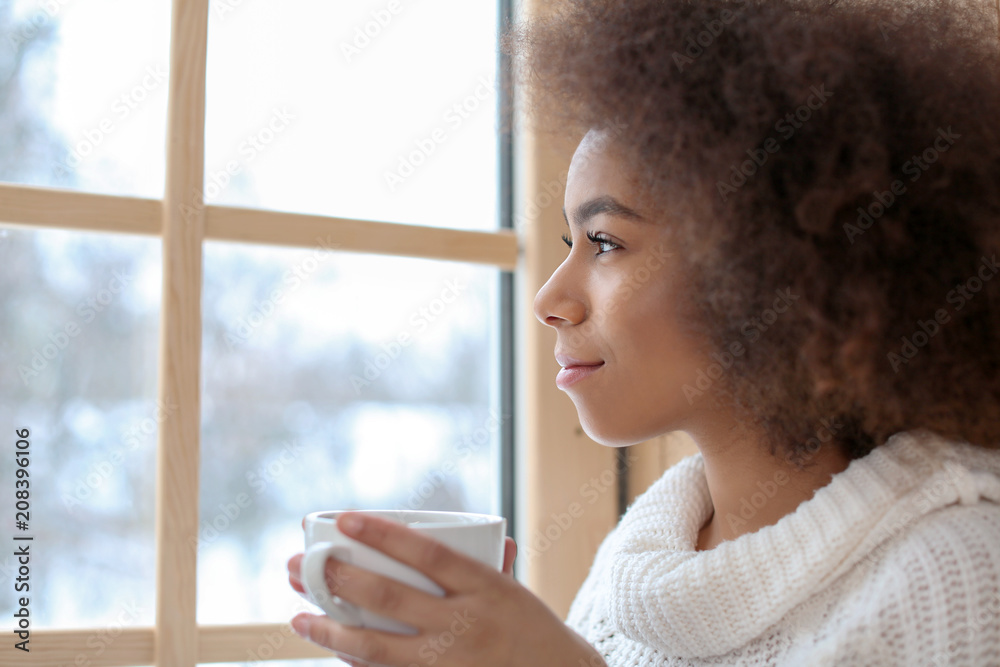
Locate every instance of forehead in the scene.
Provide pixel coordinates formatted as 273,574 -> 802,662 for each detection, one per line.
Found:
567,130 -> 642,204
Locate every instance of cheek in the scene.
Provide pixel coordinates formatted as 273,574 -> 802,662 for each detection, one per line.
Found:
617,277 -> 704,373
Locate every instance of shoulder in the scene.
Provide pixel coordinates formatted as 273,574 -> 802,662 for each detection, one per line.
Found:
869,501 -> 1000,616
812,501 -> 1000,666
782,501 -> 1000,666
850,434 -> 1000,604
874,499 -> 1000,598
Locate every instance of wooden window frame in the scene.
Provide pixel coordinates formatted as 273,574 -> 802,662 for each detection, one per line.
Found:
0,2 -> 515,665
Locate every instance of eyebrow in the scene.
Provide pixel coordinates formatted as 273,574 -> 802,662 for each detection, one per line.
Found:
562,195 -> 644,226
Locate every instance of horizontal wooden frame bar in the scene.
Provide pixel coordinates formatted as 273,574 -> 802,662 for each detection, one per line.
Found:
0,183 -> 161,235
197,623 -> 332,663
206,205 -> 519,269
0,624 -> 333,666
0,183 -> 519,269
0,628 -> 155,667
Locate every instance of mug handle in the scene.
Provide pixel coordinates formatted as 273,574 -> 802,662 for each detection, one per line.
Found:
301,542 -> 363,626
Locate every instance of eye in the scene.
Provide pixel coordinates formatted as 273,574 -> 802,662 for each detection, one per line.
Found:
561,231 -> 622,255
587,231 -> 621,255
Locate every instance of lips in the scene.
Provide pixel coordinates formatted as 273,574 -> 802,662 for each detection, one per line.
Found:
555,353 -> 604,390
555,353 -> 603,368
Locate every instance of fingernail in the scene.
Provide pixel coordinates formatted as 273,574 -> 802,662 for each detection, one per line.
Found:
340,513 -> 363,536
291,614 -> 311,638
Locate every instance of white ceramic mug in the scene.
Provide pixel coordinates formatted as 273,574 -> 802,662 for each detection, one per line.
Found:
302,509 -> 507,634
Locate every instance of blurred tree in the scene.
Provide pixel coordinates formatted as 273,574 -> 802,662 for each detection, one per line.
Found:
0,0 -> 66,182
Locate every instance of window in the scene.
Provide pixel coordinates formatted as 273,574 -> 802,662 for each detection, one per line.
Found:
0,1 -> 516,665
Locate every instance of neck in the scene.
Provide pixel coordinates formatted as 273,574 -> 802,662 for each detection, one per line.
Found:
685,412 -> 852,551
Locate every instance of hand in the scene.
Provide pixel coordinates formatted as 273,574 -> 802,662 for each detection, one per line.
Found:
286,512 -> 606,667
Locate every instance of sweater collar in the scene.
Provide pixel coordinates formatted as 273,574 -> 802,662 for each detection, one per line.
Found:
606,431 -> 1000,658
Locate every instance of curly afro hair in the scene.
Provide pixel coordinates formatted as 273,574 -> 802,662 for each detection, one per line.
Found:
506,0 -> 1000,465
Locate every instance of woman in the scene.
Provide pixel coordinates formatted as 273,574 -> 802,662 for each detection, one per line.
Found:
287,0 -> 1000,664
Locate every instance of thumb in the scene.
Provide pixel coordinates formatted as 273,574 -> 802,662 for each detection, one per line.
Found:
502,536 -> 517,576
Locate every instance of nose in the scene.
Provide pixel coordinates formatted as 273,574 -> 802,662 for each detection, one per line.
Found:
533,259 -> 586,328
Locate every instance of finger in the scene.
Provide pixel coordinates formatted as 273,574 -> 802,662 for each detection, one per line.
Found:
336,513 -> 495,594
322,557 -> 448,631
288,553 -> 303,578
289,577 -> 306,595
502,537 -> 517,576
336,658 -> 367,667
288,553 -> 306,594
292,612 -> 425,666
332,654 -> 369,667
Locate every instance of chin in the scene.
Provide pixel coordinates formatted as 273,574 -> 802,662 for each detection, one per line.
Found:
574,395 -> 687,447
577,412 -> 648,448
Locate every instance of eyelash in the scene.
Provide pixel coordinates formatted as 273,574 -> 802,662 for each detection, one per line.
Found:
562,232 -> 621,255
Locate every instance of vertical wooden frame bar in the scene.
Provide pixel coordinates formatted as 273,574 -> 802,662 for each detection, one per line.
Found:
155,1 -> 209,665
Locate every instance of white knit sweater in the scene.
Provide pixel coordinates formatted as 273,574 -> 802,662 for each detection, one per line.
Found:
566,431 -> 1000,666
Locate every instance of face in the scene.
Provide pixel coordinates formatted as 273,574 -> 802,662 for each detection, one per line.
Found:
533,131 -> 712,446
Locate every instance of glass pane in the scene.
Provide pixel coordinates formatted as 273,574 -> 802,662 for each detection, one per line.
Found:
204,0 -> 499,230
0,226 -> 161,628
197,242 -> 501,624
0,0 -> 171,197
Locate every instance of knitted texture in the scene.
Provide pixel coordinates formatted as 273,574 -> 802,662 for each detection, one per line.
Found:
566,431 -> 1000,666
